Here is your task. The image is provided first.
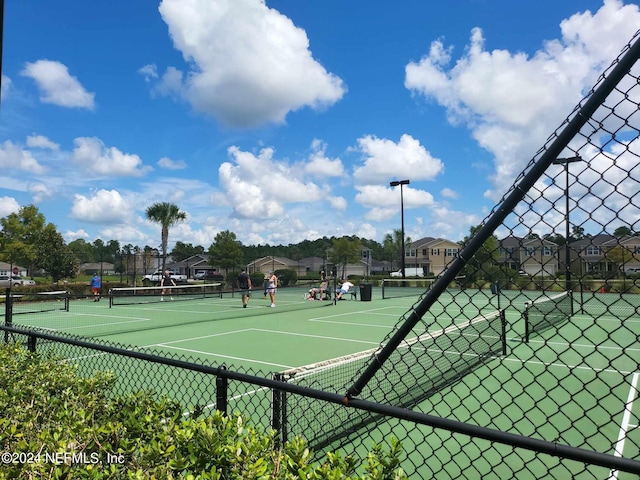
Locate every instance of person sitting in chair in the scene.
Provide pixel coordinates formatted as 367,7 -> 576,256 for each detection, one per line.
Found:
335,279 -> 354,300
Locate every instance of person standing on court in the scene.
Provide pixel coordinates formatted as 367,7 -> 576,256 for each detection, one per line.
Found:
90,273 -> 102,302
267,270 -> 278,308
237,268 -> 252,308
160,270 -> 176,301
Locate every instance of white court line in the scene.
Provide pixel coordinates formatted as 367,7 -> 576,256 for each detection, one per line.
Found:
524,338 -> 640,355
147,328 -> 256,347
502,356 -> 634,376
158,344 -> 294,369
608,372 -> 639,480
249,328 -> 380,346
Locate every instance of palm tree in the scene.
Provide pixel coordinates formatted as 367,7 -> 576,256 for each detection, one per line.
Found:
145,202 -> 187,272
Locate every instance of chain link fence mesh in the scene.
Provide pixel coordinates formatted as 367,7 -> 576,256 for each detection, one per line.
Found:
2,28 -> 640,480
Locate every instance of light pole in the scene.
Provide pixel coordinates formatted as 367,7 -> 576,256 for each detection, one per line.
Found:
552,155 -> 581,315
390,180 -> 410,279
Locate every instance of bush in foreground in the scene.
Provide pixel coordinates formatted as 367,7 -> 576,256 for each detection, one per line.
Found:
0,343 -> 407,479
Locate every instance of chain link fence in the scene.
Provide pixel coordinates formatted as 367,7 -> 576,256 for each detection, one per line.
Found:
2,28 -> 640,480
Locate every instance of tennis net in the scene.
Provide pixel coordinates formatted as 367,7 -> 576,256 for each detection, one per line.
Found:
274,309 -> 506,451
524,291 -> 572,342
109,282 -> 224,306
2,291 -> 69,323
381,278 -> 435,299
6,282 -> 333,339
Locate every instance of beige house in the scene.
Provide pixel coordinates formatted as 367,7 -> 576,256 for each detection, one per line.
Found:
247,256 -> 304,276
406,237 -> 461,277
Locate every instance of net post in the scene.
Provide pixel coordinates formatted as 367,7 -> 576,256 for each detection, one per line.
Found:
4,288 -> 11,344
64,291 -> 70,312
4,287 -> 11,327
215,365 -> 228,415
271,372 -> 287,447
500,309 -> 507,356
523,306 -> 530,343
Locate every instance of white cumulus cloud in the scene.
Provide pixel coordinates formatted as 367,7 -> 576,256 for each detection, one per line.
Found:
152,0 -> 346,127
21,60 -> 95,109
71,189 -> 133,223
353,134 -> 444,185
72,137 -> 152,177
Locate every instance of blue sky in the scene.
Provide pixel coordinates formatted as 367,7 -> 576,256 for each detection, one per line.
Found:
1,0 -> 639,250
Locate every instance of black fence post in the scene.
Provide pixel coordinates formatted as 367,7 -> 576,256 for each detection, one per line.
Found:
271,372 -> 286,447
216,365 -> 228,415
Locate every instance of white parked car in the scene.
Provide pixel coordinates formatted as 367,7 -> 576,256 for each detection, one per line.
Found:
0,275 -> 36,288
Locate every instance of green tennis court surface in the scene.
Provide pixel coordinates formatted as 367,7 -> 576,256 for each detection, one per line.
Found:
5,287 -> 640,479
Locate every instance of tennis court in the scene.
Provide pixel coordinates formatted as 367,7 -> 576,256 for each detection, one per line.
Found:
3,285 -> 640,479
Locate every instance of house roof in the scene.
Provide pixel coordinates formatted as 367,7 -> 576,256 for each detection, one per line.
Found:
570,234 -> 615,247
79,262 -> 115,270
247,256 -> 298,268
0,261 -> 27,270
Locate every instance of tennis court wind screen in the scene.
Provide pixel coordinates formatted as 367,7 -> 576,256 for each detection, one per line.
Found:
524,291 -> 573,343
5,282 -> 333,339
274,310 -> 507,451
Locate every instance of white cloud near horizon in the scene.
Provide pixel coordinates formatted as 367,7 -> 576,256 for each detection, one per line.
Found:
20,60 -> 95,109
147,0 -> 346,127
71,189 -> 133,223
219,144 -> 343,219
0,196 -> 20,218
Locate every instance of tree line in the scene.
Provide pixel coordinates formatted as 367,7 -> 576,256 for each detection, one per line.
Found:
0,203 -> 408,281
4,203 -> 635,282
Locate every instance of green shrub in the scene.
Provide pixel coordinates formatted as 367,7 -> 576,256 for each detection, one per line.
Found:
0,343 -> 407,479
275,269 -> 297,287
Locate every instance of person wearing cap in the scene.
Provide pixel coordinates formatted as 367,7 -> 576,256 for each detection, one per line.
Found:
266,270 -> 278,307
237,268 -> 252,308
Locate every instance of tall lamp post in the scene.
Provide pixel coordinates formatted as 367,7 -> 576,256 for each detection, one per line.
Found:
390,180 -> 410,279
552,155 -> 581,315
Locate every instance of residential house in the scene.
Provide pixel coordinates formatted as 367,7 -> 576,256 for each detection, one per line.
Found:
610,235 -> 640,271
0,262 -> 27,277
569,234 -> 616,275
520,238 -> 559,276
247,256 -> 302,276
406,237 -> 461,277
79,262 -> 116,275
169,254 -> 223,278
497,236 -> 559,276
496,236 -> 523,272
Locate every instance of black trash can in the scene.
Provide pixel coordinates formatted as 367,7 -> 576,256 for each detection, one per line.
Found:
359,283 -> 372,302
490,283 -> 499,295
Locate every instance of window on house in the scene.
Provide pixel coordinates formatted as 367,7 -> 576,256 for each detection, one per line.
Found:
585,246 -> 601,256
445,248 -> 458,257
525,247 -> 536,257
431,248 -> 440,256
542,246 -> 553,256
422,249 -> 427,256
